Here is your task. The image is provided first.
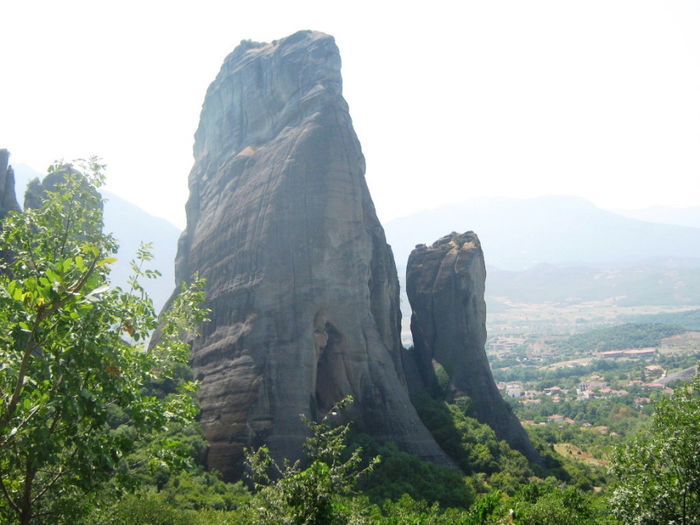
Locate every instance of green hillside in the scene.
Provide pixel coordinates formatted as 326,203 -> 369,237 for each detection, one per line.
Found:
556,323 -> 687,353
625,309 -> 700,331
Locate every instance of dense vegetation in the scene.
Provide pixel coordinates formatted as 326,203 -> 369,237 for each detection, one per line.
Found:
610,375 -> 700,523
82,396 -> 619,524
0,162 -> 207,524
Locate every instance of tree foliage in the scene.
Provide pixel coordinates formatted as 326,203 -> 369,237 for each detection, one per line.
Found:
0,160 -> 207,524
411,393 -> 532,491
357,439 -> 476,509
610,374 -> 700,524
245,396 -> 378,525
510,480 -> 609,525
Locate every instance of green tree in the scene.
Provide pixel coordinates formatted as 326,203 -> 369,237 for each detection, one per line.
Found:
245,396 -> 378,525
0,160 -> 207,524
512,481 -> 601,525
610,373 -> 700,524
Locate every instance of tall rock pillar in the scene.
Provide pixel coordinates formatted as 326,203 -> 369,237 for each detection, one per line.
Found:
173,31 -> 452,479
0,149 -> 20,220
406,232 -> 539,462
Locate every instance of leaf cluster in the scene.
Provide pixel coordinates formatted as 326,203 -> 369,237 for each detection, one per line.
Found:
245,396 -> 378,525
0,160 -> 208,523
609,374 -> 700,524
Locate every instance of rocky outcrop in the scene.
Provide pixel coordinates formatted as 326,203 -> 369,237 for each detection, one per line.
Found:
23,164 -> 83,210
173,30 -> 453,480
406,232 -> 539,462
0,149 -> 20,220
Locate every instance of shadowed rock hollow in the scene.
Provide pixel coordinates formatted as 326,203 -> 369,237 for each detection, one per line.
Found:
405,232 -> 540,462
173,30 -> 453,480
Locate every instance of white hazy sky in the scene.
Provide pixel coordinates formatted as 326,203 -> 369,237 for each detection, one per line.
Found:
2,0 -> 699,229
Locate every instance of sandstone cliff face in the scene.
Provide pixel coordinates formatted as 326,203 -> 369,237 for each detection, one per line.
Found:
174,31 -> 452,479
406,232 -> 539,462
0,149 -> 20,220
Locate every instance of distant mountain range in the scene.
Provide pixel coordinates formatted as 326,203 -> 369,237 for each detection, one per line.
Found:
614,206 -> 700,229
385,196 -> 700,271
384,196 -> 700,311
487,264 -> 700,307
13,164 -> 180,311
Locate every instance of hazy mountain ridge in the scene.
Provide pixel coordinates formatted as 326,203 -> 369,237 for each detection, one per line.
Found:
487,262 -> 700,307
615,205 -> 700,229
385,197 -> 700,317
385,196 -> 700,272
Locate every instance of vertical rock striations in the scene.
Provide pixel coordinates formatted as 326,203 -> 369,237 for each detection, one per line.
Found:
0,149 -> 20,220
406,232 -> 539,462
174,30 -> 452,479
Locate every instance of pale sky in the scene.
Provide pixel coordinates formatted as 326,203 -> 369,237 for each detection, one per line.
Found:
2,1 -> 699,229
